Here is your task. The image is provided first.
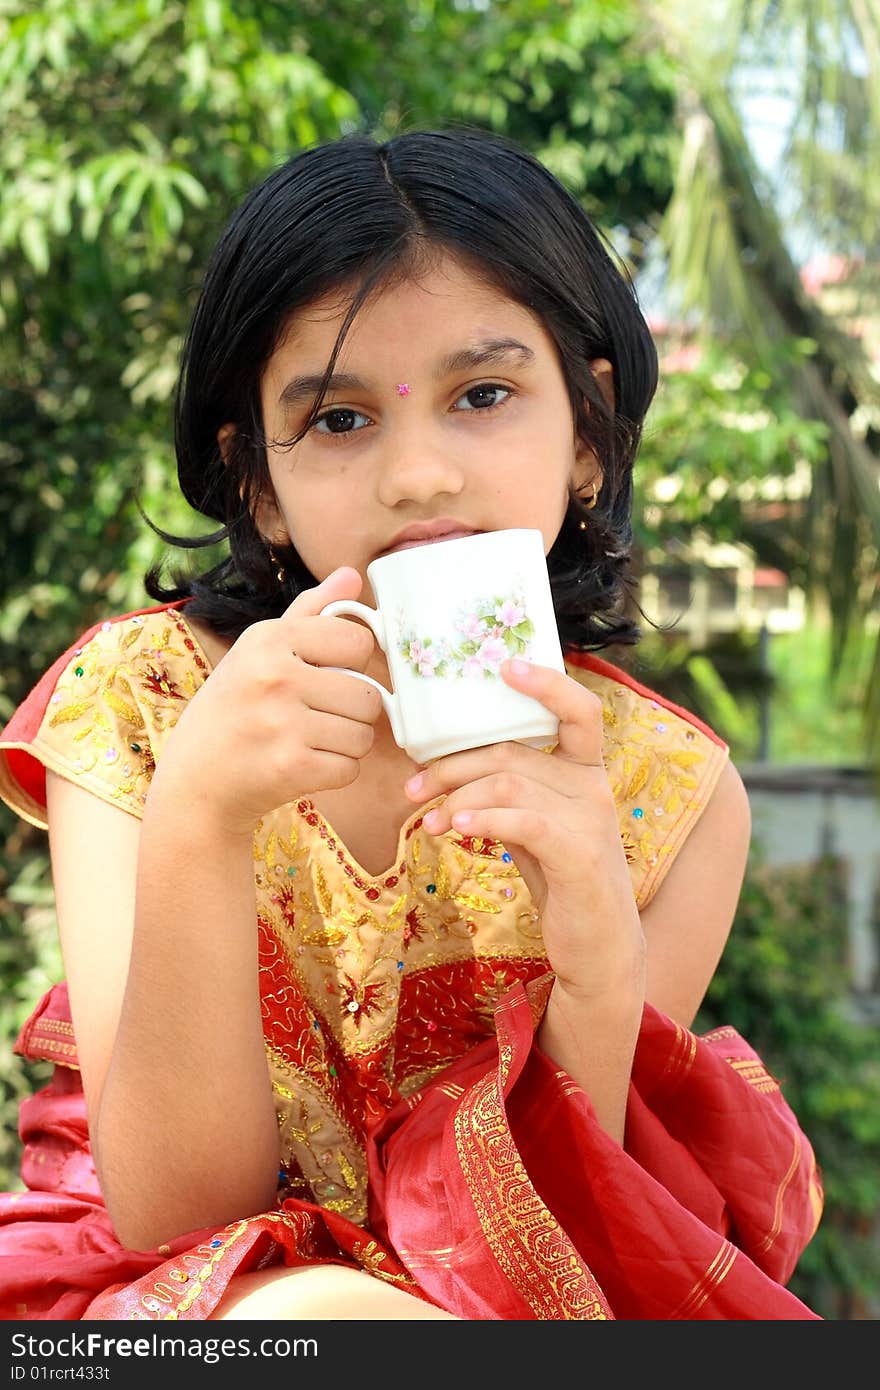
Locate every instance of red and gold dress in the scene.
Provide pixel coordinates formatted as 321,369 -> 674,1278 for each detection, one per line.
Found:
0,603 -> 823,1320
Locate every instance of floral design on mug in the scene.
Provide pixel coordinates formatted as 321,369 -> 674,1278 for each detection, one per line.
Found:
397,591 -> 535,679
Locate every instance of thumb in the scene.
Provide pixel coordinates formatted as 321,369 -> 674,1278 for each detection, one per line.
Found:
283,565 -> 364,619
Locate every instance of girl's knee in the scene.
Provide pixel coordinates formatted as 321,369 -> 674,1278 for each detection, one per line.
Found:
209,1262 -> 458,1321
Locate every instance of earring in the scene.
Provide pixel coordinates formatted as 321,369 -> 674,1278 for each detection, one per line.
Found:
269,547 -> 286,584
578,479 -> 600,528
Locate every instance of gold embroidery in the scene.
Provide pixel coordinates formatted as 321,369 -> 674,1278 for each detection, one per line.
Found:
267,1044 -> 369,1225
32,1018 -> 74,1035
352,1239 -> 419,1287
30,1039 -> 76,1057
661,1022 -> 698,1082
48,700 -> 94,727
702,1026 -> 737,1043
728,1057 -> 780,1093
103,687 -> 140,726
670,1240 -> 738,1318
338,1150 -> 359,1193
264,831 -> 278,872
757,1130 -> 802,1254
137,1221 -> 252,1319
454,890 -> 501,914
315,863 -> 334,919
625,757 -> 651,800
452,1061 -> 610,1319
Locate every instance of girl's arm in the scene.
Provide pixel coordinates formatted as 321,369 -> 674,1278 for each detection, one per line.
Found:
638,758 -> 751,1027
534,758 -> 750,1144
47,770 -> 280,1252
405,666 -> 751,1151
46,569 -> 381,1252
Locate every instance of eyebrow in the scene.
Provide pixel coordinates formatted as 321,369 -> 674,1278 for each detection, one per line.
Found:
277,337 -> 536,410
440,338 -> 536,375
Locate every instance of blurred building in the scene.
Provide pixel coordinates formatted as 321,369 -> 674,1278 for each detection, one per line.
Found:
640,532 -> 806,648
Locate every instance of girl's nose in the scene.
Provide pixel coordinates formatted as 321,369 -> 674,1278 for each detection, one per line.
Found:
376,434 -> 466,508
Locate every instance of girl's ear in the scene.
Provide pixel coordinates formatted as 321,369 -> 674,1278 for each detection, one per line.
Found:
573,358 -> 614,495
217,421 -> 236,462
216,422 -> 290,547
588,357 -> 615,410
253,492 -> 290,549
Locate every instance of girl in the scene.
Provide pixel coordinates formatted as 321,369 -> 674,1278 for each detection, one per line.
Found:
0,127 -> 823,1321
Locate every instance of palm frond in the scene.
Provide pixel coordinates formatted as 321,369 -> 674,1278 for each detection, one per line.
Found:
649,6 -> 880,769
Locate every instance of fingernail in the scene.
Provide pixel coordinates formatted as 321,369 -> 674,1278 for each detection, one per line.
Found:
509,658 -> 531,676
423,809 -> 441,830
405,773 -> 424,795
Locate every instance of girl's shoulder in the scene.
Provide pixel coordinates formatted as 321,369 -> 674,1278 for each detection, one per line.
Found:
0,602 -> 212,829
563,648 -> 730,909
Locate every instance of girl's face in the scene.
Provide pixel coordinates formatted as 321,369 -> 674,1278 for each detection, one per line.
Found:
252,252 -> 607,591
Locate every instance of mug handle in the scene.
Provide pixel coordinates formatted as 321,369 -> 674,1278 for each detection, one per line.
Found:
318,599 -> 405,749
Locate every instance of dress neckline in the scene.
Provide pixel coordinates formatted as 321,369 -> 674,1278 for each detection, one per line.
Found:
294,795 -> 443,886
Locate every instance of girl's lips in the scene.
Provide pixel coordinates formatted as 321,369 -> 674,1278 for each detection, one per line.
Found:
384,528 -> 479,554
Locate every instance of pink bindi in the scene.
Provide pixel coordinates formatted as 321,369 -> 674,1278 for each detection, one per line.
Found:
397,383 -> 410,396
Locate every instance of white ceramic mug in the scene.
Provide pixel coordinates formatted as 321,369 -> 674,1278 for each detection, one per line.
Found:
319,528 -> 565,764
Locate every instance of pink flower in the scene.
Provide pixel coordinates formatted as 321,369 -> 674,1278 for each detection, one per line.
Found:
462,653 -> 485,678
476,635 -> 508,672
459,611 -> 488,640
409,639 -> 439,676
494,599 -> 525,628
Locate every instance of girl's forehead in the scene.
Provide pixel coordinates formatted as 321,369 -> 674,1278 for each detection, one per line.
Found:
277,257 -> 542,355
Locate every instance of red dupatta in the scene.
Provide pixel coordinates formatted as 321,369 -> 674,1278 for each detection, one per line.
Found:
71,975 -> 821,1321
365,975 -> 821,1320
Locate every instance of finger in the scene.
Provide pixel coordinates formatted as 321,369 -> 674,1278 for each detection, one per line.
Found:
429,802 -> 561,877
277,567 -> 375,670
303,707 -> 378,759
300,667 -> 384,724
280,566 -> 363,623
421,771 -> 555,830
405,741 -> 580,805
299,747 -> 366,792
499,658 -> 603,766
294,615 -> 376,672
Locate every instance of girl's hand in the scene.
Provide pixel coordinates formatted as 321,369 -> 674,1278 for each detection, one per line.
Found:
154,568 -> 384,836
403,658 -> 645,1000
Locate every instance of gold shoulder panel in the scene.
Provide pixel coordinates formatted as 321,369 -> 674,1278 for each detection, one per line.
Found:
564,658 -> 729,909
1,609 -> 209,826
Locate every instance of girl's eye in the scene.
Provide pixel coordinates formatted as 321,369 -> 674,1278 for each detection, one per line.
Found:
313,407 -> 371,437
454,383 -> 511,412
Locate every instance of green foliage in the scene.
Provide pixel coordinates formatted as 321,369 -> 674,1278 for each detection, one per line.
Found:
622,620 -> 874,768
637,338 -> 829,570
630,338 -> 874,766
695,850 -> 880,1320
764,622 -> 873,766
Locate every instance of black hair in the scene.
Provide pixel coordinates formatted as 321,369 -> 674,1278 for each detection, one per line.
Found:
144,124 -> 659,652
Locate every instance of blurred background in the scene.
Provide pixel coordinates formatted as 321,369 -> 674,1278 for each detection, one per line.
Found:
0,0 -> 877,1319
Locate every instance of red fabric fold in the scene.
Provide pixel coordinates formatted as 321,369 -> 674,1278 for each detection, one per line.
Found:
367,976 -> 820,1320
1,978 -> 821,1321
